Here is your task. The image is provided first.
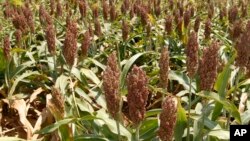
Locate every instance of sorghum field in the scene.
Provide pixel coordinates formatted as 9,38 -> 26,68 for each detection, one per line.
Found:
0,0 -> 249,140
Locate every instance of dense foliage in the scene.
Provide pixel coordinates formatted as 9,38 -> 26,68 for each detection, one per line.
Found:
0,0 -> 250,141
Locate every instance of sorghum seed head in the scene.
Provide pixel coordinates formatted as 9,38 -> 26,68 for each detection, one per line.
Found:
3,2 -> 14,19
102,0 -> 109,20
56,1 -> 63,17
94,19 -> 102,36
39,4 -> 53,26
39,4 -> 46,24
45,25 -> 56,55
51,87 -> 65,119
208,3 -> 214,19
110,4 -> 117,21
154,0 -> 161,17
194,16 -> 201,32
190,6 -> 195,17
127,65 -> 149,124
81,31 -> 91,57
199,41 -> 219,91
14,29 -> 22,46
124,0 -> 129,9
3,35 -> 11,60
184,9 -> 191,28
79,0 -> 87,18
176,16 -> 183,36
50,0 -> 55,15
103,52 -> 120,118
22,5 -> 34,33
174,9 -> 180,25
204,18 -> 211,39
121,3 -> 126,14
139,6 -> 149,26
220,7 -> 227,20
228,5 -> 238,24
177,2 -> 184,17
241,2 -> 247,17
230,20 -> 243,41
92,3 -> 99,19
122,20 -> 129,41
63,19 -> 78,67
235,21 -> 250,68
66,19 -> 78,38
159,47 -> 169,89
186,32 -> 199,78
165,15 -> 173,35
12,13 -> 28,33
158,96 -> 177,141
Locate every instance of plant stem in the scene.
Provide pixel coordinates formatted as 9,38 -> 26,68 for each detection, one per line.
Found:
187,78 -> 192,141
53,55 -> 57,82
135,122 -> 141,141
116,119 -> 121,141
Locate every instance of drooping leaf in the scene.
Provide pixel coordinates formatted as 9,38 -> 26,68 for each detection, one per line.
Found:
212,53 -> 235,121
197,91 -> 241,123
174,98 -> 187,141
120,52 -> 155,88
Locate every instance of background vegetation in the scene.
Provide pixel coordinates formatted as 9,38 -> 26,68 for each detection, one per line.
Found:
0,0 -> 250,141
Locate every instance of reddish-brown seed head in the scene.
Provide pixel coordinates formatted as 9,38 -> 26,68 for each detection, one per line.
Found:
3,35 -> 11,60
199,41 -> 219,91
204,18 -> 211,39
45,25 -> 56,55
81,31 -> 91,57
127,65 -> 149,124
165,15 -> 173,35
194,16 -> 201,32
158,96 -> 177,141
122,20 -> 129,41
186,32 -> 199,78
103,52 -> 120,118
159,47 -> 169,89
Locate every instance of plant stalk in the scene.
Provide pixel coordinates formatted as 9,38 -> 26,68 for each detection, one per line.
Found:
135,122 -> 141,141
116,119 -> 121,141
187,78 -> 192,141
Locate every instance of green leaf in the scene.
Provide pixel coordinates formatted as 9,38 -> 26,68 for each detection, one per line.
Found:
81,68 -> 100,85
140,118 -> 158,140
168,70 -> 195,93
9,71 -> 39,98
120,52 -> 155,88
36,115 -> 97,134
197,91 -> 241,123
74,136 -> 109,141
208,130 -> 229,140
241,109 -> 250,125
86,58 -> 106,70
36,118 -> 75,134
146,109 -> 162,117
95,109 -> 132,140
174,98 -> 187,141
212,54 -> 235,121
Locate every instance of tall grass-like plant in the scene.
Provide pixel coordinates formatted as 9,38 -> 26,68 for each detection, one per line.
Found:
127,65 -> 149,141
103,51 -> 122,140
186,31 -> 199,141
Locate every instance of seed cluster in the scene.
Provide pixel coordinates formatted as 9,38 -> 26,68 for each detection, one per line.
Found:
158,96 -> 177,141
103,52 -> 121,118
127,65 -> 149,124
